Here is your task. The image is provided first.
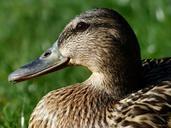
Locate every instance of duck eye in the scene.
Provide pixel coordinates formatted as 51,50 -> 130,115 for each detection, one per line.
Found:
75,22 -> 89,31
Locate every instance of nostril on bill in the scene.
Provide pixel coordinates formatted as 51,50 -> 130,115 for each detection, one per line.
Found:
43,50 -> 52,58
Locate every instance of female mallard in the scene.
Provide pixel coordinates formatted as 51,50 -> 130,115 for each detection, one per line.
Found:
8,8 -> 171,128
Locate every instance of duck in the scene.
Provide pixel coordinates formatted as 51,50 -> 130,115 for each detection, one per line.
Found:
8,8 -> 171,128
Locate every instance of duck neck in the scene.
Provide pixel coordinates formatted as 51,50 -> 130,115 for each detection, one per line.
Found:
84,58 -> 142,100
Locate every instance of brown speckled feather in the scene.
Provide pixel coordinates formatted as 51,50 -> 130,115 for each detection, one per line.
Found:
28,58 -> 171,128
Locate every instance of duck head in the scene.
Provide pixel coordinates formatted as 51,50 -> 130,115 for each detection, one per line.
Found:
8,8 -> 142,97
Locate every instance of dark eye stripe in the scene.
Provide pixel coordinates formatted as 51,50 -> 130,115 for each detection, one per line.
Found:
58,30 -> 73,47
58,22 -> 115,47
75,22 -> 90,31
92,23 -> 115,29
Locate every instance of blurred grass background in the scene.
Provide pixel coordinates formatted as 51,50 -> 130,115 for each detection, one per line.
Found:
0,0 -> 171,127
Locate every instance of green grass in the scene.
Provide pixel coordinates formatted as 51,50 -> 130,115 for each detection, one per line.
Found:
0,0 -> 171,127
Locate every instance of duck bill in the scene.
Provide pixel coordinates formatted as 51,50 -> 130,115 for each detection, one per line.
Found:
8,42 -> 69,83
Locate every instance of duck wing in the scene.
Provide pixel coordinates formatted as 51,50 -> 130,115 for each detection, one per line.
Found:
115,58 -> 171,128
142,57 -> 171,85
